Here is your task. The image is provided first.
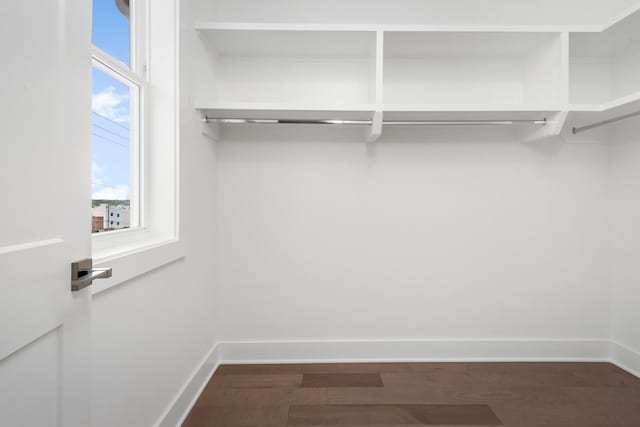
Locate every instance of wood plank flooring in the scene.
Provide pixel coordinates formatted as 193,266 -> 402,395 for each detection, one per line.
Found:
182,362 -> 640,426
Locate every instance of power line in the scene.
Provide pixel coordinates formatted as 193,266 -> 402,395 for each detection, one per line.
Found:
93,122 -> 129,141
92,111 -> 130,130
92,133 -> 129,149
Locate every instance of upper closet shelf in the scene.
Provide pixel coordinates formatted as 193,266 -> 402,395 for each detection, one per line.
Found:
571,91 -> 640,133
196,103 -> 377,121
571,91 -> 640,113
194,22 -> 603,33
383,105 -> 559,121
567,8 -> 640,133
196,104 -> 561,126
194,26 -> 378,108
569,9 -> 640,106
383,31 -> 566,107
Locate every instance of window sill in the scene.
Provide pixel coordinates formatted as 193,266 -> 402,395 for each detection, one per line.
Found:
92,238 -> 185,295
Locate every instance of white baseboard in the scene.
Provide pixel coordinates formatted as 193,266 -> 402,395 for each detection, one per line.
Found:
155,342 -> 221,427
216,338 -> 611,364
157,338 -> 621,427
610,341 -> 640,378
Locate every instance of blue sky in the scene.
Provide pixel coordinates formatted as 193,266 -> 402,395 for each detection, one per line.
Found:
91,0 -> 132,201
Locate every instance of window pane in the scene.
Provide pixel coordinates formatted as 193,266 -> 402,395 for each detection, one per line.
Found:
91,67 -> 138,233
92,0 -> 131,66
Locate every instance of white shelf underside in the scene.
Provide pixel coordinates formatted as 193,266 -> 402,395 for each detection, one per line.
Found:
197,103 -> 560,120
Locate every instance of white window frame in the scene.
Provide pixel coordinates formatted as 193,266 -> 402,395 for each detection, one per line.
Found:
91,0 -> 183,293
91,46 -> 144,235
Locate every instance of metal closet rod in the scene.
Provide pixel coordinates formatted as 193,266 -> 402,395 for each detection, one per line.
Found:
573,110 -> 640,134
203,117 -> 548,126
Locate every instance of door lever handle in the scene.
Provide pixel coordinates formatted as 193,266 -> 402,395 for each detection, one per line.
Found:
71,259 -> 112,291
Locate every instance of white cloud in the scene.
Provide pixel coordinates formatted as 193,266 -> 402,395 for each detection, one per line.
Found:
91,161 -> 129,200
92,185 -> 130,200
92,161 -> 104,186
92,86 -> 130,124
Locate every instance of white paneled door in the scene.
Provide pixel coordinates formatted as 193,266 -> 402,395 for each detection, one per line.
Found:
0,1 -> 93,427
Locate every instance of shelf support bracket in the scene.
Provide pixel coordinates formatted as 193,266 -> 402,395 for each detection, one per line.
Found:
521,111 -> 568,143
201,115 -> 220,142
366,111 -> 383,143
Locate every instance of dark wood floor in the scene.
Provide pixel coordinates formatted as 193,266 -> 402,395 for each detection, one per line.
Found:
183,362 -> 640,426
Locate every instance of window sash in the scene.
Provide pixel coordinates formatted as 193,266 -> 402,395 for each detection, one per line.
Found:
91,50 -> 145,236
91,0 -> 148,238
92,45 -> 145,87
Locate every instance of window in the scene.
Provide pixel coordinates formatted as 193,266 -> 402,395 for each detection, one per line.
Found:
91,0 -> 182,291
91,0 -> 144,234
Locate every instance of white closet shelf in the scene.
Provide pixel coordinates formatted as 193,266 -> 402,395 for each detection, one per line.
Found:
569,10 -> 640,108
571,91 -> 640,112
195,25 -> 378,108
194,22 -> 376,32
196,103 -> 377,121
570,91 -> 640,130
197,104 -> 559,120
194,22 -> 603,33
197,104 -> 559,121
383,105 -> 559,121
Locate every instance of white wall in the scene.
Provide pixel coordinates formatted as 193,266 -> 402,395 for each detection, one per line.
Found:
609,120 -> 640,375
90,1 -> 218,426
214,126 -> 611,351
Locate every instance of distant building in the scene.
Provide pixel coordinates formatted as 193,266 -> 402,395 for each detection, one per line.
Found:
92,204 -> 130,232
92,216 -> 105,233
